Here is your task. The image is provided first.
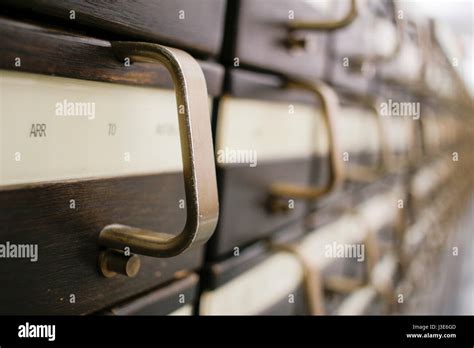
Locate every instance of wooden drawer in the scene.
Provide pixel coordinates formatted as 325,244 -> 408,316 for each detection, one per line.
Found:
201,236 -> 309,315
224,0 -> 344,79
327,0 -> 399,93
209,69 -> 332,258
302,218 -> 369,314
0,0 -> 227,57
378,20 -> 424,86
339,102 -> 382,167
101,273 -> 198,315
0,18 -> 222,314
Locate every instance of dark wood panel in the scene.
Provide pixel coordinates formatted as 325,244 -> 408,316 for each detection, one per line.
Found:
202,238 -> 308,315
227,69 -> 318,105
102,273 -> 198,315
224,0 -> 329,79
0,173 -> 205,315
0,16 -> 224,96
204,241 -> 269,288
307,172 -> 402,225
208,157 -> 328,259
0,0 -> 227,57
325,1 -> 397,94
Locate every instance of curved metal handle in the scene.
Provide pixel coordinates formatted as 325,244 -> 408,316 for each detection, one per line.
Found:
375,0 -> 405,62
270,243 -> 325,315
98,42 -> 218,269
268,81 -> 345,204
287,0 -> 358,31
348,1 -> 404,76
344,101 -> 392,182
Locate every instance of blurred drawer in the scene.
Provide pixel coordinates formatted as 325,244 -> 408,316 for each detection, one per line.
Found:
227,0 -> 355,79
0,17 -> 224,95
381,116 -> 416,168
378,20 -> 424,86
0,18 -> 222,314
304,188 -> 403,314
357,186 -> 403,242
1,0 -> 227,57
339,103 -> 381,167
210,69 -> 332,258
334,285 -> 381,314
292,207 -> 396,314
327,0 -> 399,93
420,110 -> 459,156
201,239 -> 308,315
410,156 -> 453,212
102,273 -> 198,315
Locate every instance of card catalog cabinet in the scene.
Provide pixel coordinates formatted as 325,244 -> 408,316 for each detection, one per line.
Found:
0,16 -> 223,314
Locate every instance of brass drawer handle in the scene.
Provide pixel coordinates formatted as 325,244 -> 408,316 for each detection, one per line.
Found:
268,81 -> 345,211
344,101 -> 391,182
349,2 -> 404,73
270,242 -> 325,315
98,42 -> 219,277
287,0 -> 358,31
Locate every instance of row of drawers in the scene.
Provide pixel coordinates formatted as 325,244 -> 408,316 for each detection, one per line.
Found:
0,2 -> 472,315
101,154 -> 473,315
0,0 -> 467,101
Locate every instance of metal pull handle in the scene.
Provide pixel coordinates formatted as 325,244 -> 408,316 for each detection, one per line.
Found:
344,101 -> 391,182
270,243 -> 325,315
374,1 -> 405,62
268,81 -> 345,211
348,1 -> 404,75
98,42 -> 219,277
287,0 -> 358,31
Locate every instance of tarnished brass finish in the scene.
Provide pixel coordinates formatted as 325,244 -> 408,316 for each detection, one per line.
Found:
270,243 -> 325,315
287,0 -> 358,31
268,81 -> 345,206
99,250 -> 141,278
98,42 -> 219,274
348,2 -> 404,77
324,276 -> 364,293
345,100 -> 392,182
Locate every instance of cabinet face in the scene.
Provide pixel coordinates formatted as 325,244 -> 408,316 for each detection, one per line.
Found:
1,0 -> 227,57
230,0 -> 334,79
201,252 -> 305,315
211,96 -> 328,258
0,18 -> 223,315
103,274 -> 199,316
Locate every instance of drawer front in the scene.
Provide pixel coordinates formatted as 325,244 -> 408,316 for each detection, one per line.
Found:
378,21 -> 424,85
0,17 -> 224,95
339,105 -> 381,166
0,176 -> 201,315
327,0 -> 399,93
210,71 -> 332,257
228,0 -> 338,79
334,286 -> 381,314
0,18 -> 222,314
201,251 -> 306,315
102,274 -> 198,315
1,0 -> 227,57
298,214 -> 373,314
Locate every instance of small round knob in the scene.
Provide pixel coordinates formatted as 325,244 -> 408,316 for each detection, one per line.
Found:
99,249 -> 141,278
